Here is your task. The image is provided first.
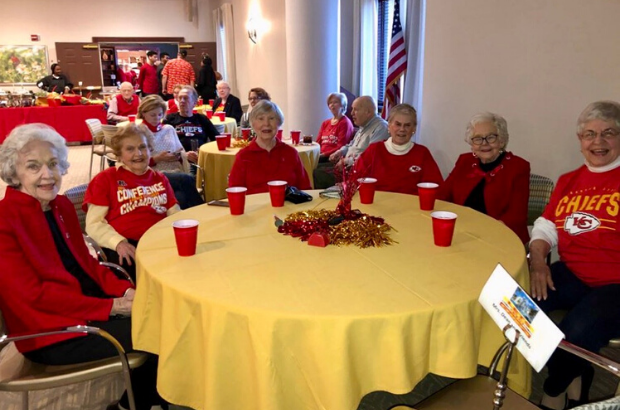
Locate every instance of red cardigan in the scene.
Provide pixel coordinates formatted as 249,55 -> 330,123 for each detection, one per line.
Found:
437,152 -> 530,243
0,188 -> 132,352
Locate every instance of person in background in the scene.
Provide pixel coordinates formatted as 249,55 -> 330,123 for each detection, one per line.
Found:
118,64 -> 136,87
240,87 -> 271,129
0,123 -> 164,410
437,112 -> 530,243
162,50 -> 195,99
36,63 -> 73,93
229,100 -> 311,194
529,100 -> 620,410
164,85 -> 219,164
196,55 -> 217,102
157,52 -> 170,99
138,95 -> 204,209
313,96 -> 388,188
84,124 -> 180,280
354,104 -> 442,195
107,82 -> 140,125
213,80 -> 243,123
317,92 -> 355,163
138,51 -> 160,97
166,84 -> 183,114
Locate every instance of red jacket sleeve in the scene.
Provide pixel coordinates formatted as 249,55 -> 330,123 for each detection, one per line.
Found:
495,160 -> 530,241
421,147 -> 444,185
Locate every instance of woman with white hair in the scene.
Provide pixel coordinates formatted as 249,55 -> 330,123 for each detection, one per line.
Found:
530,101 -> 620,409
437,112 -> 530,243
213,80 -> 243,123
317,92 -> 354,162
0,124 -> 163,410
229,100 -> 311,194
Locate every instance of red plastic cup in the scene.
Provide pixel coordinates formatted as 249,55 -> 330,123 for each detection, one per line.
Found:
226,187 -> 247,215
358,177 -> 377,204
276,129 -> 283,141
209,99 -> 215,107
431,211 -> 458,247
192,108 -> 198,114
216,135 -> 228,151
128,115 -> 136,123
172,219 -> 199,256
223,132 -> 232,147
290,130 -> 301,144
268,180 -> 287,207
241,128 -> 251,140
216,112 -> 226,121
197,98 -> 203,106
206,109 -> 213,119
417,182 -> 439,211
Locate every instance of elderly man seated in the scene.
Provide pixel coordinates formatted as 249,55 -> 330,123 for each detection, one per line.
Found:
313,95 -> 389,189
107,82 -> 140,125
213,80 -> 243,123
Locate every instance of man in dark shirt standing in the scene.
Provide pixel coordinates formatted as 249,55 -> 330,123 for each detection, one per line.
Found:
36,63 -> 73,93
157,52 -> 170,99
138,51 -> 159,97
164,85 -> 218,163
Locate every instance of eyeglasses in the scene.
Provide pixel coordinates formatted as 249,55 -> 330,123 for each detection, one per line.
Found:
470,134 -> 498,145
579,129 -> 620,141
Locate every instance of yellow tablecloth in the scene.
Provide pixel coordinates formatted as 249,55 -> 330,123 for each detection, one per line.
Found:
197,141 -> 321,201
133,192 -> 531,410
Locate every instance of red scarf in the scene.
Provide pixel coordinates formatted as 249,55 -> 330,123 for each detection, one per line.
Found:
143,121 -> 162,133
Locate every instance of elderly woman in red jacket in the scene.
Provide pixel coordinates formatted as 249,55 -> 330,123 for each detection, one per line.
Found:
0,124 -> 163,410
437,112 -> 530,243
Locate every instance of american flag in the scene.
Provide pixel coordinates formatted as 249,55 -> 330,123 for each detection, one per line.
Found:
381,0 -> 407,119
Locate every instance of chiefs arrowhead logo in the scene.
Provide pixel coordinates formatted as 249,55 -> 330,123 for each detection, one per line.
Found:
409,165 -> 422,173
564,212 -> 600,235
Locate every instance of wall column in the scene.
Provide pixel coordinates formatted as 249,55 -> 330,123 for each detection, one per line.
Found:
285,0 -> 339,139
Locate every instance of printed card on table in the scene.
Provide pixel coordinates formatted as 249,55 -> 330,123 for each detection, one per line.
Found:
479,264 -> 564,372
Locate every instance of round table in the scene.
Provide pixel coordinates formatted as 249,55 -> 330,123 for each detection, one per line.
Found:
197,141 -> 321,201
133,192 -> 531,410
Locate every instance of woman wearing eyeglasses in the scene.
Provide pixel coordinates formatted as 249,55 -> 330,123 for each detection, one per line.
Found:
529,101 -> 620,410
437,112 -> 530,243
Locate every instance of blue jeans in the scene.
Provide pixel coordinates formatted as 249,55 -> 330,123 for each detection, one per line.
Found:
537,261 -> 620,395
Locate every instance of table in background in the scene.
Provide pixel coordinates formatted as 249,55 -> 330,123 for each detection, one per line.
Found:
133,192 -> 531,410
197,141 -> 321,201
0,104 -> 107,144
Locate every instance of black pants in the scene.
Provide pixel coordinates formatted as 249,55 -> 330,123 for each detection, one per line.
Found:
313,162 -> 337,189
163,172 -> 205,209
538,261 -> 620,396
24,318 -> 163,410
104,238 -> 139,283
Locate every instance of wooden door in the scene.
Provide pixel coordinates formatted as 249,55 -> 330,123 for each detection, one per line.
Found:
183,42 -> 217,78
55,43 -> 103,90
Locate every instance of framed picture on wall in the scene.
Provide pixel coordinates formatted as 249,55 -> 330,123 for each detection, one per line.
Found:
0,45 -> 49,84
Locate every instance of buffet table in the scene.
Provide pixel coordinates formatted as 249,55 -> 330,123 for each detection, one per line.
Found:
197,141 -> 321,201
0,105 -> 107,144
133,191 -> 531,410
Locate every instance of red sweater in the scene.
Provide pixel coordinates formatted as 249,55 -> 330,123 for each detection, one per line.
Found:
84,166 -> 177,241
0,189 -> 132,352
317,116 -> 355,156
542,165 -> 620,286
229,139 -> 312,194
354,141 -> 443,195
437,152 -> 530,243
138,63 -> 159,94
115,94 -> 139,117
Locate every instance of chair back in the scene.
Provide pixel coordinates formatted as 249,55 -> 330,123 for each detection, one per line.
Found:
64,184 -> 88,232
85,118 -> 104,144
528,174 -> 554,225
